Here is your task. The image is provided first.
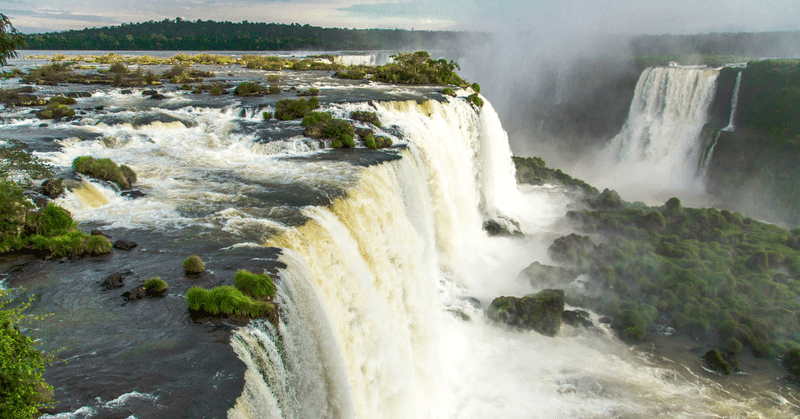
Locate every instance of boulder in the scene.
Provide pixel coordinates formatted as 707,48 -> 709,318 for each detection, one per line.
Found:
120,89 -> 133,95
41,178 -> 65,198
66,92 -> 92,98
113,239 -> 138,251
562,310 -> 593,328
350,111 -> 381,126
488,289 -> 565,336
102,272 -> 125,289
483,218 -> 523,237
548,233 -> 597,268
121,189 -> 146,199
122,285 -> 146,301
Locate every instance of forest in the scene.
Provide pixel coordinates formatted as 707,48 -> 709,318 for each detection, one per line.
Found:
20,18 -> 478,51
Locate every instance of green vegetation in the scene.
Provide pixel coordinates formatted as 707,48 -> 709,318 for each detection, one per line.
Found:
363,134 -> 392,150
186,286 -> 273,318
234,269 -> 276,298
274,97 -> 320,120
0,290 -> 54,418
334,68 -> 366,80
467,93 -> 484,108
297,87 -> 319,97
233,81 -> 265,96
323,119 -> 355,148
555,195 -> 800,358
72,156 -> 137,190
371,51 -> 467,86
736,60 -> 800,140
301,111 -> 332,127
441,87 -> 456,97
144,277 -> 168,294
349,111 -> 381,127
513,156 -> 598,194
35,103 -> 75,120
20,18 -> 483,51
0,140 -> 52,184
182,255 -> 205,274
162,64 -> 213,84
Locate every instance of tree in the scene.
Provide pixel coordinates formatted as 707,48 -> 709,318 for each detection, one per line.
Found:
0,290 -> 54,418
0,14 -> 23,66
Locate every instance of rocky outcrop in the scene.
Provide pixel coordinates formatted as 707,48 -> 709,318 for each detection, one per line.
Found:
102,272 -> 125,289
783,348 -> 800,383
113,239 -> 138,251
122,285 -> 146,301
303,123 -> 325,139
562,309 -> 593,328
488,289 -> 565,336
483,218 -> 523,237
517,262 -> 573,289
41,178 -> 65,198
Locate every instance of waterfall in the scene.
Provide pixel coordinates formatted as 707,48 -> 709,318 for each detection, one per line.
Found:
722,71 -> 742,132
225,97 -> 765,419
573,65 -> 721,203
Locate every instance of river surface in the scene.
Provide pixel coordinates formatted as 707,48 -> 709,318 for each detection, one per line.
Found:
1,52 -> 798,418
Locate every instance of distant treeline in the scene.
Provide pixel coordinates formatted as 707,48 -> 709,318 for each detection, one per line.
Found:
21,18 -> 481,51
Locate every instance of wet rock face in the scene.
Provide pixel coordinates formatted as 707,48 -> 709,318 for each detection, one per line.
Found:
102,272 -> 125,289
488,289 -> 565,336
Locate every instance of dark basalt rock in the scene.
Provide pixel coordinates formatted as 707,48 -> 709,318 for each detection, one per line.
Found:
66,92 -> 92,98
120,89 -> 133,95
562,310 -> 593,328
483,218 -> 523,237
113,239 -> 138,251
142,90 -> 166,100
121,189 -> 146,199
122,285 -> 146,301
41,178 -> 65,198
488,289 -> 565,336
102,272 -> 125,289
518,262 -> 574,289
350,110 -> 381,126
784,348 -> 800,383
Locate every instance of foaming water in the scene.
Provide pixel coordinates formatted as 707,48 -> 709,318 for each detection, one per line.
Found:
224,99 -> 786,418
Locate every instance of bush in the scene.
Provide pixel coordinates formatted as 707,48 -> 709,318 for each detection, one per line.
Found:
0,291 -> 54,418
234,269 -> 276,298
233,81 -> 264,96
47,96 -> 76,106
350,111 -> 381,127
297,87 -> 319,96
364,134 -> 377,150
186,286 -> 272,318
262,111 -> 272,120
323,119 -> 355,147
84,234 -> 112,256
144,277 -> 168,294
301,111 -> 332,127
374,136 -> 393,149
183,255 -> 205,274
467,93 -> 484,108
442,87 -> 456,97
71,156 -> 136,190
274,97 -> 320,120
334,69 -> 366,80
371,51 -> 467,86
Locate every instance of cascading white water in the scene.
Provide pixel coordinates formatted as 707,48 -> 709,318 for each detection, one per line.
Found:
722,70 -> 742,132
225,98 -> 776,419
573,65 -> 720,204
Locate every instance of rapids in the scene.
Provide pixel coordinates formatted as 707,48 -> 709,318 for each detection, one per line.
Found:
0,53 -> 797,418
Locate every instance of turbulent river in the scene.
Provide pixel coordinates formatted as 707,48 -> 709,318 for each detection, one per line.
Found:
1,52 -> 798,418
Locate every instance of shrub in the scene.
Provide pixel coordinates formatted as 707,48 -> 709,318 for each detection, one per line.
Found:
297,87 -> 319,96
183,255 -> 205,274
144,277 -> 168,294
364,134 -> 377,150
375,136 -> 393,149
84,234 -> 112,256
350,111 -> 381,127
0,291 -> 54,418
71,156 -> 136,190
274,97 -> 320,120
262,111 -> 272,120
371,51 -> 466,86
109,61 -> 128,74
442,87 -> 456,97
233,81 -> 264,96
334,69 -> 366,80
467,93 -> 484,108
36,103 -> 75,120
234,269 -> 276,298
47,96 -> 76,106
471,82 -> 481,93
323,119 -> 355,147
186,286 -> 272,318
301,111 -> 332,127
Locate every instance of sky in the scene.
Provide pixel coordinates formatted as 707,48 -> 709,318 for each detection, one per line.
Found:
1,0 -> 800,35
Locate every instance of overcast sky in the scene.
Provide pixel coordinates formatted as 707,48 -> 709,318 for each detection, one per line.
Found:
2,0 -> 799,35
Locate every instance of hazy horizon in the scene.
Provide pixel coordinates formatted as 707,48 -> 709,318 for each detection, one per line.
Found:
3,0 -> 799,36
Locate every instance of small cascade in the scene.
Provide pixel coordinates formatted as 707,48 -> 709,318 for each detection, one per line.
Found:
722,71 -> 742,132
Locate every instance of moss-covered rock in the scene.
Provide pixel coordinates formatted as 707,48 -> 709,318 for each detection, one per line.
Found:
488,289 -> 565,336
702,348 -> 733,375
72,156 -> 136,190
350,110 -> 381,127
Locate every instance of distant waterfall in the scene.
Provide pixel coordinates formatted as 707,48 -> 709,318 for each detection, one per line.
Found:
722,71 -> 742,132
575,65 -> 721,203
